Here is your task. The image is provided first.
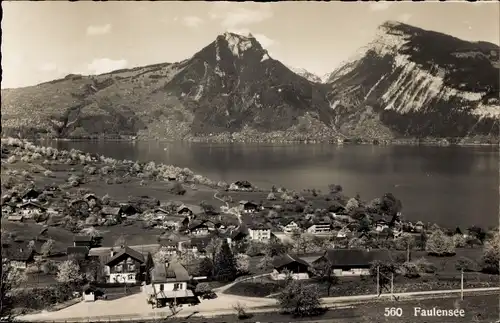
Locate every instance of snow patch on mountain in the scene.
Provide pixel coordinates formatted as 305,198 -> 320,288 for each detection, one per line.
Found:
288,66 -> 322,83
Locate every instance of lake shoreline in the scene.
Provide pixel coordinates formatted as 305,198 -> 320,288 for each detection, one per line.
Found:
34,137 -> 500,148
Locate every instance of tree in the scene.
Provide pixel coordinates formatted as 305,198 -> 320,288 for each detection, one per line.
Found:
425,230 -> 455,256
41,239 -> 55,257
468,226 -> 487,244
380,193 -> 402,225
455,257 -> 478,272
153,247 -> 174,265
328,184 -> 342,195
312,259 -> 339,296
345,198 -> 359,214
200,201 -> 216,215
277,280 -> 321,317
56,260 -> 83,284
370,260 -> 398,295
257,255 -> 274,272
197,257 -> 214,277
455,227 -> 463,235
235,254 -> 250,275
267,192 -> 277,201
394,233 -> 416,261
206,237 -> 222,259
114,235 -> 126,247
213,240 -> 237,281
233,302 -> 252,320
452,234 -> 467,248
1,259 -> 28,321
481,231 -> 500,274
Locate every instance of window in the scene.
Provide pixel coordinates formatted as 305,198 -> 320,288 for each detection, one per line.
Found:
115,264 -> 123,273
173,283 -> 181,290
159,284 -> 164,291
129,264 -> 135,271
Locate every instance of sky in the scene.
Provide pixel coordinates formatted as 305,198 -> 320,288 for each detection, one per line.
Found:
2,1 -> 499,89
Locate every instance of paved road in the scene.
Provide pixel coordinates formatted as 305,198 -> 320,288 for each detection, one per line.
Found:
19,287 -> 500,322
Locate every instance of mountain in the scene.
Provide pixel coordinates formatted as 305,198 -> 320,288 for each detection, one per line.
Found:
2,24 -> 499,143
325,21 -> 500,141
1,32 -> 337,141
288,67 -> 322,83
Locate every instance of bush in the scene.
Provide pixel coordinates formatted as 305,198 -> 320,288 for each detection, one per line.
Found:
455,257 -> 478,272
412,257 -> 437,274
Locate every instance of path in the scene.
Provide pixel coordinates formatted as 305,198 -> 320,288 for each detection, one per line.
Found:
214,191 -> 242,224
214,273 -> 271,293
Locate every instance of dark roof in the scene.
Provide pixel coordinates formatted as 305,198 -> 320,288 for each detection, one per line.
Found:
19,201 -> 46,210
188,220 -> 208,230
151,261 -> 191,283
2,247 -> 35,262
84,193 -> 98,200
105,246 -> 145,266
272,254 -> 310,269
188,237 -> 212,252
73,235 -> 92,242
314,249 -> 392,267
242,201 -> 259,207
248,223 -> 269,230
22,188 -> 41,198
234,181 -> 252,188
67,246 -> 89,256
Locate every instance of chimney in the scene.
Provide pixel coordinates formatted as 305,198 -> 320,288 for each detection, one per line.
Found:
110,248 -> 116,257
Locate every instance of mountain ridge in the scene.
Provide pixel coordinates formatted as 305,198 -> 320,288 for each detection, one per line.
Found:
2,23 -> 499,144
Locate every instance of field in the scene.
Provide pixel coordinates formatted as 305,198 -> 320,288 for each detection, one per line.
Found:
226,247 -> 494,298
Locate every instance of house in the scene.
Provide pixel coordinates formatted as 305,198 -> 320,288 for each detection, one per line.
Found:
229,181 -> 253,191
414,221 -> 424,232
145,261 -> 195,307
248,224 -> 271,242
306,222 -> 332,235
177,205 -> 194,216
336,227 -> 351,238
312,249 -> 385,277
67,246 -> 89,260
101,206 -> 122,218
69,199 -> 90,211
119,204 -> 140,217
104,246 -> 146,284
2,203 -> 16,216
283,221 -> 301,234
22,188 -> 41,202
271,254 -> 310,280
158,241 -> 180,257
183,236 -> 211,256
2,247 -> 36,269
18,201 -> 46,218
375,220 -> 389,232
73,235 -> 93,248
186,220 -> 210,236
239,201 -> 259,214
82,284 -> 97,302
84,193 -> 100,205
7,215 -> 24,222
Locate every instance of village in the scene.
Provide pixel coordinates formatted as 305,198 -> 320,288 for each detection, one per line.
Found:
1,138 -> 499,321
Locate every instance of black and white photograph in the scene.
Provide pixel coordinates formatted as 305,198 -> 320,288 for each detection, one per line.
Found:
1,1 -> 499,322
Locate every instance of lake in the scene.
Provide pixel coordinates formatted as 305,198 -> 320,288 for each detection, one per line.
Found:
43,140 -> 499,228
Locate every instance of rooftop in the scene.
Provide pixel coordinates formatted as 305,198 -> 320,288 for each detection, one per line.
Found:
151,261 -> 191,283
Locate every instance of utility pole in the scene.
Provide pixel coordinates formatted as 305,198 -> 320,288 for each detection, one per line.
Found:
376,265 -> 380,296
391,273 -> 394,300
460,269 -> 464,301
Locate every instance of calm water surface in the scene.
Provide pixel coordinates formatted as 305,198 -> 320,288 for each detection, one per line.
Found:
44,141 -> 499,228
